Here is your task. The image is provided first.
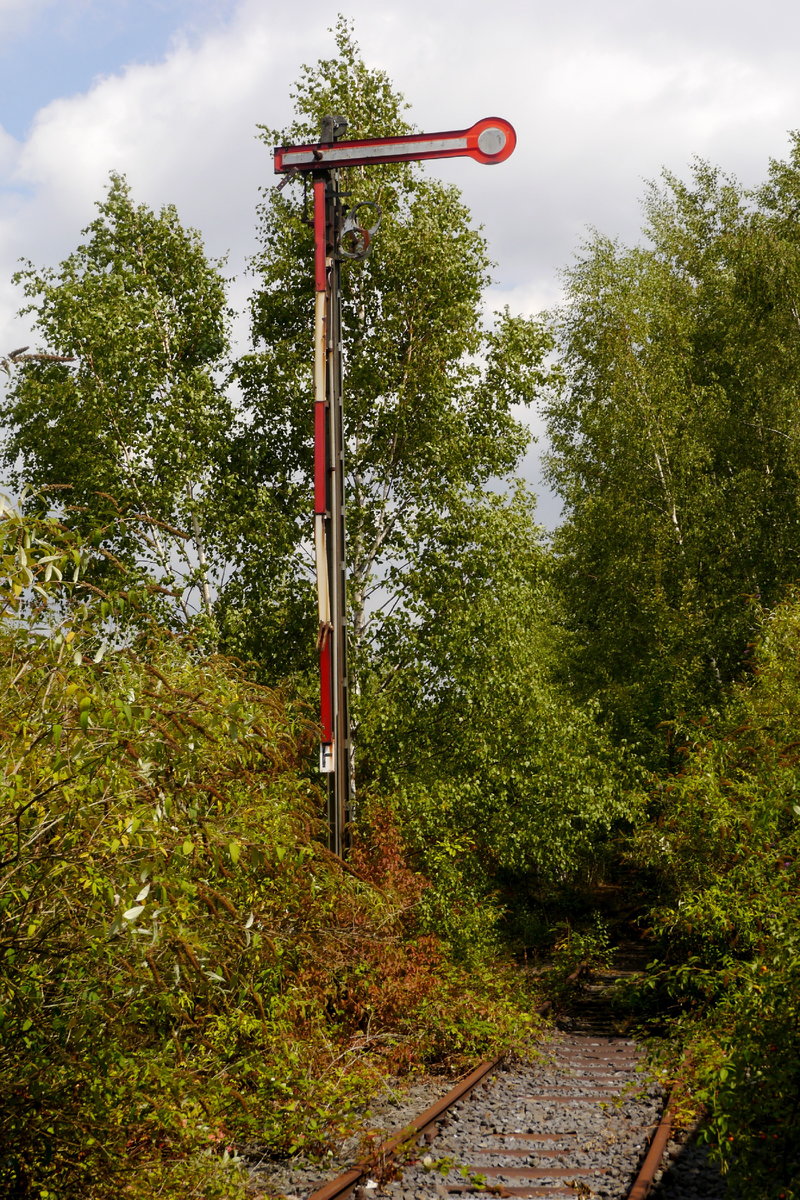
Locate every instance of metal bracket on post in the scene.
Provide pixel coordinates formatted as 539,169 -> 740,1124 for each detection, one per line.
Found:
274,114 -> 516,857
337,202 -> 382,260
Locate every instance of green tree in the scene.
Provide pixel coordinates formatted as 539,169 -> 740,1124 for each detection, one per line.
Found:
1,173 -> 232,627
212,22 -> 625,941
356,485 -> 639,955
545,138 -> 800,759
216,18 -> 549,684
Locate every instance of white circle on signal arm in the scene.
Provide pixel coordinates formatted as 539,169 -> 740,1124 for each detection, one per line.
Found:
477,126 -> 506,155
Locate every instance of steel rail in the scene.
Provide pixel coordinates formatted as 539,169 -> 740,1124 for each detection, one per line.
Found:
303,1062 -> 675,1200
626,1096 -> 675,1200
305,1056 -> 504,1200
304,993 -> 560,1200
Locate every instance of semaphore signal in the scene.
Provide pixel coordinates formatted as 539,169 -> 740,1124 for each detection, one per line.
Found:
274,118 -> 516,174
273,115 -> 516,857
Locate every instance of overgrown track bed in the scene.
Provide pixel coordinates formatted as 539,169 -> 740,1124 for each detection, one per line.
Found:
260,1038 -> 690,1200
252,955 -> 727,1200
345,1035 -> 664,1200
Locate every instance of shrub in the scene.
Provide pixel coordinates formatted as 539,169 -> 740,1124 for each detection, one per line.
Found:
637,595 -> 800,1199
0,504 -> 539,1198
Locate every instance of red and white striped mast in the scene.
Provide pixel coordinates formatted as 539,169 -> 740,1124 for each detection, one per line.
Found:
273,116 -> 516,857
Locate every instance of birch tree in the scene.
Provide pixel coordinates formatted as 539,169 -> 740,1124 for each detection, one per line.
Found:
546,142 -> 800,758
1,174 -> 232,628
215,19 -> 550,682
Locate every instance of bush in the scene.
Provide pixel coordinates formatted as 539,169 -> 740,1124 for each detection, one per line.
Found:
0,505 -> 539,1198
637,595 -> 800,1199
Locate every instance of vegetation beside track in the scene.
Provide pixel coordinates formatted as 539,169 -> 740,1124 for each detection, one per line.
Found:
631,595 -> 800,1199
0,508 -> 541,1200
545,132 -> 800,1200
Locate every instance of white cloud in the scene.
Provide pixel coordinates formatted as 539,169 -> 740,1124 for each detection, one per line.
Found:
3,0 -> 800,403
1,7 -> 287,348
0,124 -> 17,174
14,15 -> 281,255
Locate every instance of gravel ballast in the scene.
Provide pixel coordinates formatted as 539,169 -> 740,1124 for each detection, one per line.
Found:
368,1033 -> 662,1199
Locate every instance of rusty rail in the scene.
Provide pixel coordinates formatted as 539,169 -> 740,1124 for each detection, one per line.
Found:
626,1097 -> 675,1200
306,1056 -> 504,1200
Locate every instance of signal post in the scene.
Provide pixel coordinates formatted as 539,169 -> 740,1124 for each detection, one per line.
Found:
273,116 -> 516,856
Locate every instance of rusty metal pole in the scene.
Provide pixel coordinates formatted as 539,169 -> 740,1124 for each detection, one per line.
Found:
312,117 -> 351,856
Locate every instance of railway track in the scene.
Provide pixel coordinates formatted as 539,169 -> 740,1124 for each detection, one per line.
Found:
253,957 -> 725,1200
304,1037 -> 668,1200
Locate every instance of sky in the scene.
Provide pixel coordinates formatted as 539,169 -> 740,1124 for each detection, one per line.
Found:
2,0 -> 800,525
